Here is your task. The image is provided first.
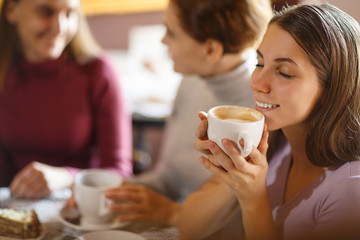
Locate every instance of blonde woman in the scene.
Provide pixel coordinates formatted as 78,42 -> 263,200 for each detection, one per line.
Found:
0,0 -> 132,198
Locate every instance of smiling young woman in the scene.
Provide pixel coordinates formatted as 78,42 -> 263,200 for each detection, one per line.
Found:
0,0 -> 132,198
180,3 -> 360,240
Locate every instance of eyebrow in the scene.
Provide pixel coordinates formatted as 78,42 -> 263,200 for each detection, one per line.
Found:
256,50 -> 298,66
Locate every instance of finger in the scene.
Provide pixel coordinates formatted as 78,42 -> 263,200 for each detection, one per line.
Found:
17,171 -> 48,198
26,181 -> 50,199
199,156 -> 228,178
208,139 -> 240,172
106,184 -> 149,198
105,189 -> 143,203
107,184 -> 139,193
221,138 -> 248,172
10,170 -> 35,197
198,111 -> 208,120
117,213 -> 145,222
199,156 -> 237,187
67,195 -> 77,209
195,118 -> 208,140
10,165 -> 34,195
193,139 -> 212,155
110,202 -> 143,213
258,124 -> 269,156
248,146 -> 268,167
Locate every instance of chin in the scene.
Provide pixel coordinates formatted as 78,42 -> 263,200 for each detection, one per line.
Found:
172,65 -> 183,74
46,50 -> 64,60
173,66 -> 197,75
264,119 -> 279,132
47,43 -> 66,57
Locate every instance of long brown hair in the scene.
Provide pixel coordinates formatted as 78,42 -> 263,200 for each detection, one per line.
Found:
170,0 -> 273,54
270,4 -> 360,167
0,0 -> 101,89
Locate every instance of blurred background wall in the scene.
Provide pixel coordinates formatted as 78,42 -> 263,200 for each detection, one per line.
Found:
84,0 -> 360,51
87,11 -> 164,50
81,0 -> 360,172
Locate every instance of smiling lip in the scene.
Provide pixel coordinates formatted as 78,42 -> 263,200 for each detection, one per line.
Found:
255,101 -> 280,109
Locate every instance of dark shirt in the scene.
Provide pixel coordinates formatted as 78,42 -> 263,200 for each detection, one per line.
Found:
0,54 -> 133,186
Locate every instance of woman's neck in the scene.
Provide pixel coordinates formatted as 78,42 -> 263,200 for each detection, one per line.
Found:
200,52 -> 244,77
282,125 -> 308,169
282,125 -> 327,202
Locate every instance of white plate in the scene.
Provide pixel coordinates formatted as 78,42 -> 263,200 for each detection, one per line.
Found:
0,224 -> 46,240
58,205 -> 128,232
77,230 -> 146,240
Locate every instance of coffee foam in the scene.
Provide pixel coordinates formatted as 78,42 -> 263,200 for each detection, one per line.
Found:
213,107 -> 261,122
224,118 -> 254,123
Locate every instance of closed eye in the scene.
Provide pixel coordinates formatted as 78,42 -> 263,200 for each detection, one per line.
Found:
279,72 -> 292,78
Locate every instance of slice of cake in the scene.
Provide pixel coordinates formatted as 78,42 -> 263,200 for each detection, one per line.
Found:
0,208 -> 40,239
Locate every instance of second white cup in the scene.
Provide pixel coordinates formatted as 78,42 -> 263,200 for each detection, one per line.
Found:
74,169 -> 122,224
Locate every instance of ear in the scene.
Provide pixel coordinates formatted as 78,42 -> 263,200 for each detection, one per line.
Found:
204,39 -> 224,63
6,0 -> 20,24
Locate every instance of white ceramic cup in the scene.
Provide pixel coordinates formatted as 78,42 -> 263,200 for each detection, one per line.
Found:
74,169 -> 122,224
207,105 -> 264,157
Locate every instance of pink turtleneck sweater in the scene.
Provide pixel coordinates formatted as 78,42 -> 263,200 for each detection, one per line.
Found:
0,55 -> 133,186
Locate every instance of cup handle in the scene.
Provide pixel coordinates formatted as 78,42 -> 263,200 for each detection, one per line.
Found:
237,131 -> 252,157
99,194 -> 111,216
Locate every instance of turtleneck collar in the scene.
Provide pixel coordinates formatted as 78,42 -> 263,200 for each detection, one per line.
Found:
200,49 -> 257,103
15,53 -> 69,78
203,49 -> 256,84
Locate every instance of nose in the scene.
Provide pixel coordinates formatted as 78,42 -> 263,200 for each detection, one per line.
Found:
250,68 -> 271,94
161,34 -> 166,45
161,28 -> 170,46
161,34 -> 168,46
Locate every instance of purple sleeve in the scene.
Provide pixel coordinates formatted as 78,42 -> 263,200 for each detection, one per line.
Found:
67,56 -> 133,178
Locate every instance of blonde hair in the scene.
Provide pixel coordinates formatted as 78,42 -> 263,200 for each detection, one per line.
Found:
0,0 -> 101,89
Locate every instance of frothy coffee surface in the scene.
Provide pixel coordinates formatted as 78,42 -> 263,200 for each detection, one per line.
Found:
213,106 -> 261,122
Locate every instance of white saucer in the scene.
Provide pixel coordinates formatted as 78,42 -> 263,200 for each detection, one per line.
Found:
58,205 -> 128,232
77,230 -> 146,240
1,224 -> 46,240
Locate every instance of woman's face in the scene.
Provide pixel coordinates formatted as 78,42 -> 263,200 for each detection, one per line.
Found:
250,24 -> 323,131
6,0 -> 80,63
161,1 -> 210,75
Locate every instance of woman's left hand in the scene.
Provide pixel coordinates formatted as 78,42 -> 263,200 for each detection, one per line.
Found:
194,124 -> 269,207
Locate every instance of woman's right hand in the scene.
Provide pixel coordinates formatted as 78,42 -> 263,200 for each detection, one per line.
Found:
194,111 -> 270,206
10,161 -> 73,199
105,183 -> 182,226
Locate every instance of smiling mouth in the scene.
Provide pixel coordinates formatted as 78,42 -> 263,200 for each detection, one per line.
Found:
256,101 -> 280,109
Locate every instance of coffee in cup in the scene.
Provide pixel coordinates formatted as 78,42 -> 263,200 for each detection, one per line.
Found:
74,169 -> 122,224
207,105 -> 264,157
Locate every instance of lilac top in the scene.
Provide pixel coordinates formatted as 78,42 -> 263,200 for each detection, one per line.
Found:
0,54 -> 133,186
267,137 -> 360,239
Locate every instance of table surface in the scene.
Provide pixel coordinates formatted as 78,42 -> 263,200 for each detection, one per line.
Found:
0,188 -> 180,240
